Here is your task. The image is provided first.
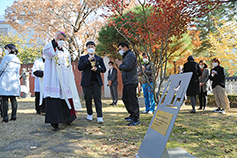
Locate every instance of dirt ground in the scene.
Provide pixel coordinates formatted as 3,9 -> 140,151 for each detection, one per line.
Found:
0,98 -> 237,158
0,98 -> 142,158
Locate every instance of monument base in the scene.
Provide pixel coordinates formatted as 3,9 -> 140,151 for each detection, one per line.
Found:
138,97 -> 145,107
135,148 -> 195,158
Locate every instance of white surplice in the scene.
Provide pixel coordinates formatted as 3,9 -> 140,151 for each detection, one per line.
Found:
31,58 -> 45,105
43,42 -> 81,110
31,58 -> 45,92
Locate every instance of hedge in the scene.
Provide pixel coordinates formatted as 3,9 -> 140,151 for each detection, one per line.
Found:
185,95 -> 237,108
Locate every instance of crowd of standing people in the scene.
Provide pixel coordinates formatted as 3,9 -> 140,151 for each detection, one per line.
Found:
183,55 -> 230,114
0,31 -> 231,130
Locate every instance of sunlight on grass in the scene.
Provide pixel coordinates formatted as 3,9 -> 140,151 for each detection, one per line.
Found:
1,100 -> 237,157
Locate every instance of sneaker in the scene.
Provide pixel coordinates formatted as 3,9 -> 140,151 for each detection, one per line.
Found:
97,117 -> 104,124
219,109 -> 226,114
148,111 -> 154,114
213,107 -> 221,112
124,116 -> 133,122
87,114 -> 93,121
142,110 -> 149,114
127,120 -> 140,126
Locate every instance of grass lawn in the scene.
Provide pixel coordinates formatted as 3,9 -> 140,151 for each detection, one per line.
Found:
0,99 -> 236,158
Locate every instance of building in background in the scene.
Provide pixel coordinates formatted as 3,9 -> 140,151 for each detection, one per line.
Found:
0,15 -> 44,48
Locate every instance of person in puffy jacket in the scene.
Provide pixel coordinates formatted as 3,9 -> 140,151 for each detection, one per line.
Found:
0,44 -> 21,122
115,42 -> 140,126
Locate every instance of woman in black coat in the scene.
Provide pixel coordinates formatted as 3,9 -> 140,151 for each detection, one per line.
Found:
183,55 -> 202,113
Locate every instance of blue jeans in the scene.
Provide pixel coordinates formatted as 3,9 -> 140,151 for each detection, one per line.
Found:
142,83 -> 155,112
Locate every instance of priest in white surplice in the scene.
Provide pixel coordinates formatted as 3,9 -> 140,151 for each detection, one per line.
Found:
43,31 -> 81,131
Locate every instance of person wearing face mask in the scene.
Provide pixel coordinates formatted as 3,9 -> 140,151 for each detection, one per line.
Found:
32,51 -> 46,114
183,55 -> 202,113
198,60 -> 210,110
0,44 -> 21,122
115,42 -> 140,126
43,31 -> 82,131
209,58 -> 229,114
107,61 -> 118,106
78,41 -> 106,124
138,53 -> 156,114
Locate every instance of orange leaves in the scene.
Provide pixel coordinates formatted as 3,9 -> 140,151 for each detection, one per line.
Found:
5,0 -> 106,49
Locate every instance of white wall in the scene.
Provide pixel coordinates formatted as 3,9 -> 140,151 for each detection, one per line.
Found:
103,56 -> 111,98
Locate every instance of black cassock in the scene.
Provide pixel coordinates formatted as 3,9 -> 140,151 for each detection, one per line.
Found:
45,97 -> 76,124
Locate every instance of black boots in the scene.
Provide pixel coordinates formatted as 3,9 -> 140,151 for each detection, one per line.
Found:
2,116 -> 8,123
10,115 -> 16,121
2,116 -> 16,122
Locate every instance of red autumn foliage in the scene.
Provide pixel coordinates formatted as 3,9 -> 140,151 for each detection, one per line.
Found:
106,0 -> 220,49
104,0 -> 221,102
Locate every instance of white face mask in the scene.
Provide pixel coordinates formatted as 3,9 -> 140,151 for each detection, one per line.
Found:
213,62 -> 218,67
109,65 -> 113,69
199,65 -> 204,69
5,50 -> 9,55
57,40 -> 65,48
143,58 -> 148,63
119,49 -> 124,56
87,48 -> 95,54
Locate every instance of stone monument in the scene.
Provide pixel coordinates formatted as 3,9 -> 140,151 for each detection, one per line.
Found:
21,68 -> 31,98
136,72 -> 195,158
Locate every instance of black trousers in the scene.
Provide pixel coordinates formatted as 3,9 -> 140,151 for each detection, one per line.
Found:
35,92 -> 45,113
122,84 -> 139,121
83,81 -> 102,117
110,85 -> 118,105
1,96 -> 18,118
199,88 -> 207,108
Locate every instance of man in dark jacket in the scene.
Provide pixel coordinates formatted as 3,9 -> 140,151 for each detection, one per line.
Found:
78,41 -> 106,124
115,42 -> 140,126
183,55 -> 202,113
107,61 -> 118,106
138,53 -> 155,114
